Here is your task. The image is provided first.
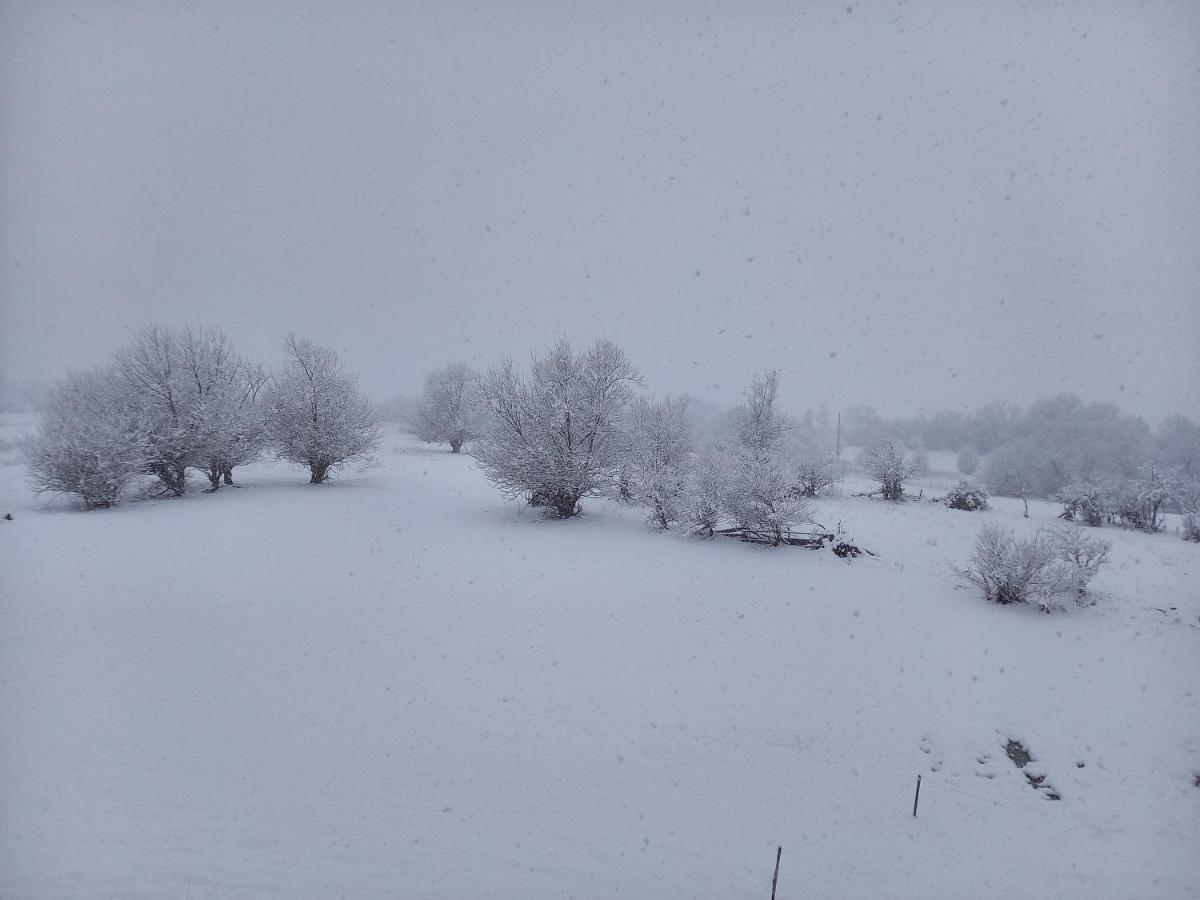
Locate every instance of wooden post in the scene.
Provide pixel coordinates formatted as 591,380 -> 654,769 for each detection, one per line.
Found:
770,845 -> 782,900
912,774 -> 922,817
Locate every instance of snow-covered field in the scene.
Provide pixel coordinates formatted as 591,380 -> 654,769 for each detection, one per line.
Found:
1,420 -> 1197,899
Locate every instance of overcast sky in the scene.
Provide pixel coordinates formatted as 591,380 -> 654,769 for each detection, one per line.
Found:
1,0 -> 1197,422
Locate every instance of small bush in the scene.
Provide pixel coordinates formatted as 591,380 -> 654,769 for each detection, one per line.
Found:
792,449 -> 845,498
957,523 -> 1108,611
1043,524 -> 1110,602
957,524 -> 1052,606
1055,482 -> 1106,527
943,481 -> 989,511
1176,477 -> 1200,542
858,440 -> 920,501
682,452 -> 725,537
1183,514 -> 1200,543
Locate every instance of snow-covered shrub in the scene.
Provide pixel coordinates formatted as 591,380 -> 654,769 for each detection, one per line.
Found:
1116,467 -> 1171,533
721,370 -> 813,544
957,523 -> 1108,610
626,395 -> 693,529
858,440 -> 920,501
1043,524 -> 1110,602
1176,476 -> 1200,542
957,524 -> 1053,606
1183,514 -> 1200,543
723,445 -> 813,544
473,339 -> 639,518
265,335 -> 381,484
1054,481 -> 1106,527
792,447 -> 845,497
682,451 -> 725,537
26,368 -> 148,509
956,445 -> 980,476
413,363 -> 485,453
943,480 -> 989,511
1102,480 -> 1144,531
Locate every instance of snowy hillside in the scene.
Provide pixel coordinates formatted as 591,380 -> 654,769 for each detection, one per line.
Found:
1,421 -> 1197,898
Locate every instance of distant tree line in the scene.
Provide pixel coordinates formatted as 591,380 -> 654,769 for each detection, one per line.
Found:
838,396 -> 1200,540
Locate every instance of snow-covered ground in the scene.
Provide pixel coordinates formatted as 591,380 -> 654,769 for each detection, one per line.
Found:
1,420 -> 1197,898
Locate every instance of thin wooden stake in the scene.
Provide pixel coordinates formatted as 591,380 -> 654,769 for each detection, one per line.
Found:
912,774 -> 922,817
770,845 -> 782,900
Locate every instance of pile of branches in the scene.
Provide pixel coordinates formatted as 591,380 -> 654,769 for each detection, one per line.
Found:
713,525 -> 874,558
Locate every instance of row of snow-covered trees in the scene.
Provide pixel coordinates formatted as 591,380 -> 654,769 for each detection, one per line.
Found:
409,340 -> 843,545
27,326 -> 380,508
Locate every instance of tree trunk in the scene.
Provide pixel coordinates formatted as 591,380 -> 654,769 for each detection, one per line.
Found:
153,462 -> 188,496
206,464 -> 222,490
222,466 -> 234,485
450,439 -> 463,453
553,492 -> 580,518
309,462 -> 330,484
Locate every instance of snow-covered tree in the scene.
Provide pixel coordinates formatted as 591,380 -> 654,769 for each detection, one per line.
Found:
472,338 -> 639,518
721,370 -> 812,544
723,447 -> 811,543
26,368 -> 148,509
414,363 -> 484,453
842,405 -> 889,447
176,325 -> 269,489
983,438 -> 1041,499
792,446 -> 845,497
909,446 -> 931,477
956,444 -> 980,476
1154,414 -> 1200,476
626,394 -> 693,528
858,439 -> 921,501
377,393 -> 420,428
113,324 -> 270,494
964,400 -> 1022,455
265,335 -> 381,483
115,325 -> 195,495
682,450 -> 726,536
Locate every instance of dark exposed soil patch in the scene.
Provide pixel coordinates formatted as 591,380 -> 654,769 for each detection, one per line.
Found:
1006,738 -> 1060,800
1005,739 -> 1031,768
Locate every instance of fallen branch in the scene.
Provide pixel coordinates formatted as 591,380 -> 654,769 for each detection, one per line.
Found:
712,526 -> 875,557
